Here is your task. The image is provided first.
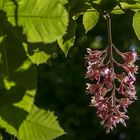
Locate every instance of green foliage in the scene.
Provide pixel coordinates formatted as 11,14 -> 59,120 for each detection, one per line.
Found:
0,27 -> 37,137
0,0 -> 67,139
23,43 -> 51,65
111,5 -> 125,14
117,0 -> 140,4
133,11 -> 140,40
19,106 -> 65,140
0,133 -> 3,140
58,37 -> 75,57
0,132 -> 2,140
0,0 -> 140,139
83,10 -> 99,33
57,16 -> 77,56
2,0 -> 68,43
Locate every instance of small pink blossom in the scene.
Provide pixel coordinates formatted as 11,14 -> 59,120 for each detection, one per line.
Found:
122,51 -> 138,64
122,65 -> 138,75
85,47 -> 138,133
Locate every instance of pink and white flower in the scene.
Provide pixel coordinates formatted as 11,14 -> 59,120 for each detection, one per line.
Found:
85,48 -> 138,133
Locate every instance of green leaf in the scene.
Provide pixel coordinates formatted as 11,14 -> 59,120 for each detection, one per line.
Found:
83,10 -> 99,33
27,51 -> 50,65
19,106 -> 65,140
0,117 -> 17,137
58,36 -> 75,57
14,89 -> 36,112
59,0 -> 67,5
91,0 -> 101,4
117,0 -> 140,4
122,2 -> 140,11
57,16 -> 76,57
0,87 -> 29,136
0,104 -> 27,137
64,17 -> 77,41
133,11 -> 140,40
2,0 -> 68,43
0,34 -> 37,90
0,26 -> 37,136
23,43 -> 51,65
112,2 -> 140,13
0,132 -> 3,140
0,1 -> 4,9
111,5 -> 125,14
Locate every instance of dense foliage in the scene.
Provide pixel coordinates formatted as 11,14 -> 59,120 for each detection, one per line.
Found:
0,0 -> 140,140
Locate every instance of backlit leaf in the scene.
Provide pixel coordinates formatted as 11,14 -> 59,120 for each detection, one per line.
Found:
83,10 -> 99,33
19,106 -> 65,140
2,0 -> 68,43
133,11 -> 140,40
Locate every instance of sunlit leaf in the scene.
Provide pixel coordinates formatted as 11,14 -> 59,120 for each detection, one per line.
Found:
83,10 -> 99,33
23,43 -> 51,65
59,0 -> 67,5
2,0 -> 68,43
0,34 -> 37,90
14,89 -> 36,112
19,106 -> 65,140
111,5 -> 125,14
0,0 -> 4,9
0,104 -> 27,137
117,0 -> 140,4
133,11 -> 140,40
57,17 -> 76,57
58,36 -> 75,57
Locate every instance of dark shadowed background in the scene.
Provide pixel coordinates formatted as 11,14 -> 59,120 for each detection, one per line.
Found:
35,12 -> 140,140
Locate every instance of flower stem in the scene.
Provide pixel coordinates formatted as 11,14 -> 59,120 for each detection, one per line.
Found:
112,44 -> 123,56
106,13 -> 117,108
106,13 -> 114,71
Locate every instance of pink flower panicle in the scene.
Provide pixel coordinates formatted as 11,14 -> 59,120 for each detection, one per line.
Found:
85,47 -> 138,133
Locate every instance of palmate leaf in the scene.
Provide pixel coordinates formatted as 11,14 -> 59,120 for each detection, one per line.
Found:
2,0 -> 68,43
19,106 -> 65,140
133,10 -> 140,40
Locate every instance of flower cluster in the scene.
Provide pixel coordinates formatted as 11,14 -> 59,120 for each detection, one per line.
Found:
86,47 -> 138,133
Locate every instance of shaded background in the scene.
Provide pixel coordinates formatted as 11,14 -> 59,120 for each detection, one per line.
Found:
35,12 -> 140,140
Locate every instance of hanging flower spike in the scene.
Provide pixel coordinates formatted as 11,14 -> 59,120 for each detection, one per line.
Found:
85,13 -> 138,133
